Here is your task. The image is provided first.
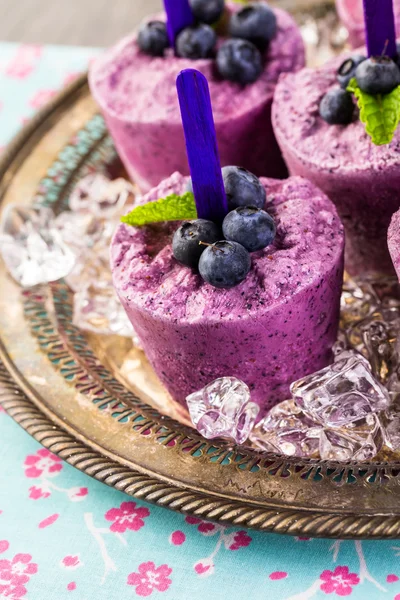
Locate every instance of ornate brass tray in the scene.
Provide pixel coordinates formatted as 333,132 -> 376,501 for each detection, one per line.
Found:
4,72 -> 400,540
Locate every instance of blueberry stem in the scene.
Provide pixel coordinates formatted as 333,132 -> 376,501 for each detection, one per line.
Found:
199,241 -> 223,253
163,0 -> 194,47
177,69 -> 228,223
200,241 -> 229,257
362,0 -> 396,59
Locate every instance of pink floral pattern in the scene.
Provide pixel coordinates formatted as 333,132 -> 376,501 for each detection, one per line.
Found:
24,449 -> 62,479
185,517 -> 219,536
320,566 -> 360,596
29,485 -> 50,500
185,516 -> 252,577
185,516 -> 251,550
38,514 -> 59,529
269,571 -> 288,580
0,550 -> 38,600
227,531 -> 252,551
0,544 -> 9,556
0,554 -> 37,587
67,487 -> 88,502
29,89 -> 57,109
194,559 -> 214,578
169,531 -> 185,546
5,44 -> 42,79
105,502 -> 150,533
0,583 -> 27,599
61,556 -> 82,570
127,562 -> 172,597
24,452 -> 87,502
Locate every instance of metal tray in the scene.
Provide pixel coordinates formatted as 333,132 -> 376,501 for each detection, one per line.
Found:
4,13 -> 400,539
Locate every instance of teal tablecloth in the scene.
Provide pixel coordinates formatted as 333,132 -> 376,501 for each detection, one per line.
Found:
0,42 -> 399,600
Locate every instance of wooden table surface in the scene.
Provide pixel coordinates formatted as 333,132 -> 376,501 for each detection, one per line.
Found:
0,0 -> 163,46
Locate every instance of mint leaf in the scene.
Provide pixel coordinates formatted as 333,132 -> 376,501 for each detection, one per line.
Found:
347,78 -> 400,145
121,192 -> 197,227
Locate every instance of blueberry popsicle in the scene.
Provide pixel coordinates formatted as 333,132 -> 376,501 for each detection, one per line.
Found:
273,0 -> 400,276
89,1 -> 305,192
336,0 -> 400,49
112,171 -> 344,416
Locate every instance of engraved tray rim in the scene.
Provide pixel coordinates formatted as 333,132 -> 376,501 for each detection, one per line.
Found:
2,74 -> 400,540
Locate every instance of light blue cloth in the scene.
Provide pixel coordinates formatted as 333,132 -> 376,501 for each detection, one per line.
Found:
0,42 -> 399,600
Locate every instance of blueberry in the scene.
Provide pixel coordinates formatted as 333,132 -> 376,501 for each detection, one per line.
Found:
355,56 -> 400,95
138,21 -> 169,57
222,206 -> 276,252
222,166 -> 266,211
216,39 -> 262,85
176,24 -> 217,59
172,219 -> 221,268
229,2 -> 277,51
186,167 -> 265,210
189,0 -> 225,25
319,88 -> 354,125
199,241 -> 251,288
337,54 -> 366,89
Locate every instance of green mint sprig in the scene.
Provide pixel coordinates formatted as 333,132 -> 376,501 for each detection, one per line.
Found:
121,192 -> 197,227
347,77 -> 400,145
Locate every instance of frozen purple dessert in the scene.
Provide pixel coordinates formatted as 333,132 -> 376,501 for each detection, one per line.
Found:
89,2 -> 305,192
336,0 -> 400,49
111,172 -> 344,416
388,208 -> 400,279
272,51 -> 400,276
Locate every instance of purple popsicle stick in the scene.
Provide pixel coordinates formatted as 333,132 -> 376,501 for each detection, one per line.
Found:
177,69 -> 228,223
362,0 -> 397,58
163,0 -> 195,47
